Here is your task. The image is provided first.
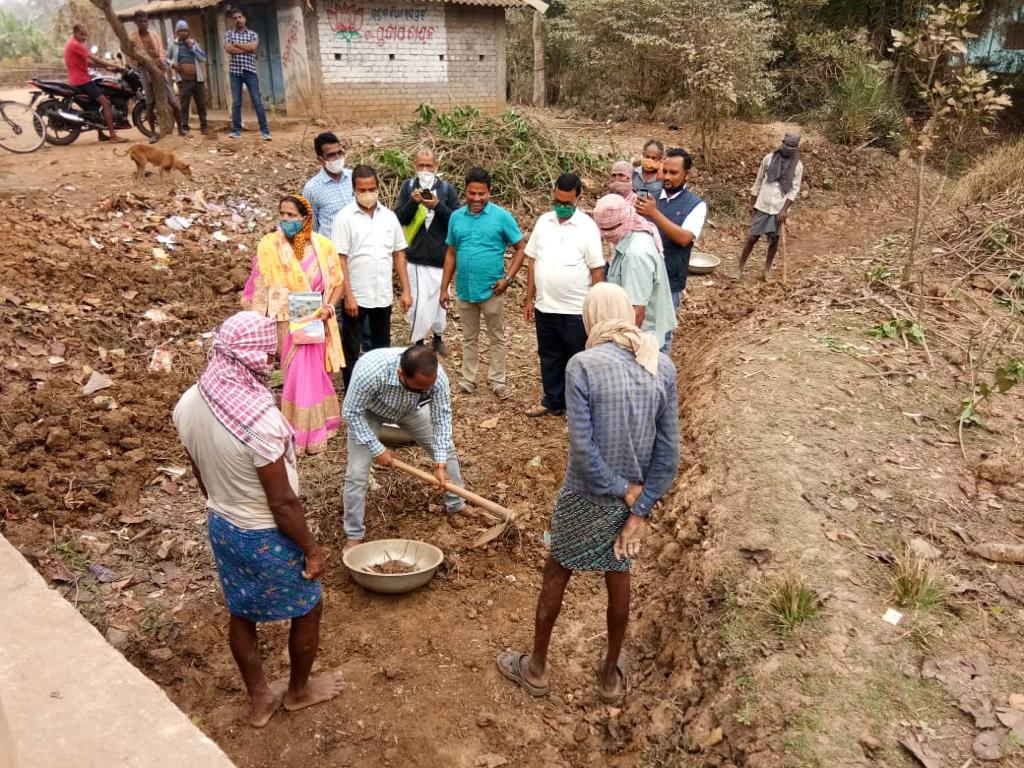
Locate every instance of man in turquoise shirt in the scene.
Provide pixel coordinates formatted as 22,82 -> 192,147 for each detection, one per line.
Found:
441,167 -> 526,399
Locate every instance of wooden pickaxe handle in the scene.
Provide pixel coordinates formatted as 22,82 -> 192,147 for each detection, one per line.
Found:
391,458 -> 515,523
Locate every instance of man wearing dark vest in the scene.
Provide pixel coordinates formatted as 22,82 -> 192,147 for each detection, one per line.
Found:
634,147 -> 706,352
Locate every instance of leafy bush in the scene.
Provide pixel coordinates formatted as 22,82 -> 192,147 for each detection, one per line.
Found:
819,61 -> 904,148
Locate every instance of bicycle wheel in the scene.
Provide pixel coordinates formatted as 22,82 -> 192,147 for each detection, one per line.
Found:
0,101 -> 46,153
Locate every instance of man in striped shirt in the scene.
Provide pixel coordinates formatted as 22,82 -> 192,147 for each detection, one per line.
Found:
224,8 -> 270,140
341,345 -> 466,549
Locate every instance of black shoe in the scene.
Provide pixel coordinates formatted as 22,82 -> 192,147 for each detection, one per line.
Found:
432,335 -> 450,356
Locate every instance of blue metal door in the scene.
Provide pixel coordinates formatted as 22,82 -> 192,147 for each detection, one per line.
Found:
249,4 -> 286,109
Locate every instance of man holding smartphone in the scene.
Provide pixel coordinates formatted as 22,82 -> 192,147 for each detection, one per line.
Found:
394,147 -> 461,355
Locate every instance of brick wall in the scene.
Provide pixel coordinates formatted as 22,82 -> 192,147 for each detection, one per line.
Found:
312,0 -> 505,119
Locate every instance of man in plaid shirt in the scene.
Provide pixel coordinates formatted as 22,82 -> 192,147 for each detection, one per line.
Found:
341,345 -> 466,549
223,8 -> 270,140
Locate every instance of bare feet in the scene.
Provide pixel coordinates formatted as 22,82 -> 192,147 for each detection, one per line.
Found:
343,539 -> 362,553
249,680 -> 286,728
283,672 -> 345,712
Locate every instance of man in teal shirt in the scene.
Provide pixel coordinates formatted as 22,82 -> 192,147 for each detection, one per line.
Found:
440,167 -> 526,399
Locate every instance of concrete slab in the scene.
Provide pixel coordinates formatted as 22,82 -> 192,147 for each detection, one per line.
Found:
0,535 -> 235,768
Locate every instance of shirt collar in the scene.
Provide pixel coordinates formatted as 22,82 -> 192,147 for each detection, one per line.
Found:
318,167 -> 349,184
467,202 -> 491,217
659,185 -> 687,201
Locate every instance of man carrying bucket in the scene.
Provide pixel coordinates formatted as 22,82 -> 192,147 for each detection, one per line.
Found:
341,345 -> 466,550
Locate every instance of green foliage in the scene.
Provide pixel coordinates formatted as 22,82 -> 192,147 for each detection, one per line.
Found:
959,356 -> 1024,429
891,548 -> 946,610
820,62 -> 904,147
866,264 -> 895,282
0,9 -> 54,60
767,573 -> 821,631
867,317 -> 924,344
375,104 -> 606,210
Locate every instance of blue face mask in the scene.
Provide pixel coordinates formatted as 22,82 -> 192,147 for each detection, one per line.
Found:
280,219 -> 303,238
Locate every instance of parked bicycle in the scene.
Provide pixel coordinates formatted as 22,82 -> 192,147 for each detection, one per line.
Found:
0,99 -> 46,154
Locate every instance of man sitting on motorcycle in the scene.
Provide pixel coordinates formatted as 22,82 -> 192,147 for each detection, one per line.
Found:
64,23 -> 127,143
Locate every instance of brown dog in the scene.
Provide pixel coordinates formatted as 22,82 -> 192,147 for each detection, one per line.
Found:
114,144 -> 192,181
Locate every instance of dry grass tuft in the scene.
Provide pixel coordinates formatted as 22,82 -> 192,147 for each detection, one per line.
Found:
766,572 -> 821,631
891,548 -> 946,610
954,139 -> 1024,204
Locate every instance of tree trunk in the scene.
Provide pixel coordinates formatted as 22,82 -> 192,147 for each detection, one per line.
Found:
532,11 -> 545,108
88,0 -> 175,136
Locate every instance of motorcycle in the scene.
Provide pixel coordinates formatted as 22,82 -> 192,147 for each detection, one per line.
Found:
29,66 -> 154,146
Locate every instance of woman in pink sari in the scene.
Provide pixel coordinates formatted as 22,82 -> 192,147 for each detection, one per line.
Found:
242,194 -> 345,455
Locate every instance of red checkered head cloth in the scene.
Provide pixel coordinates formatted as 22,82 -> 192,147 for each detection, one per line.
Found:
198,311 -> 294,463
593,194 -> 663,255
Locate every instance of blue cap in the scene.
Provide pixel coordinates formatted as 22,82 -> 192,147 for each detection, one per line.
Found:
175,19 -> 188,31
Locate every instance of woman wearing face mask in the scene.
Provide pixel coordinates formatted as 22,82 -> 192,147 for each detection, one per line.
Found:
632,139 -> 665,198
242,194 -> 345,455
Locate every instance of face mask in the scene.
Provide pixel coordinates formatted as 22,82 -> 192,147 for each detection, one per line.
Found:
553,202 -> 576,219
417,171 -> 436,189
356,191 -> 378,209
325,157 -> 345,175
641,158 -> 661,173
279,219 -> 303,238
609,180 -> 633,198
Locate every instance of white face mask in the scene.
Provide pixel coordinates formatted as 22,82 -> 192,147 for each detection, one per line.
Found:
325,157 -> 345,175
417,171 -> 436,189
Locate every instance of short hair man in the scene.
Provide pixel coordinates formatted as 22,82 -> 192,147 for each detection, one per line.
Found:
634,147 -> 707,351
129,10 -> 183,139
331,164 -> 412,390
523,172 -> 604,417
303,132 -> 354,238
341,345 -> 468,549
439,167 -> 526,399
738,131 -> 804,282
65,24 -> 126,142
166,19 -> 209,137
394,147 -> 461,356
496,282 -> 679,705
224,8 -> 271,140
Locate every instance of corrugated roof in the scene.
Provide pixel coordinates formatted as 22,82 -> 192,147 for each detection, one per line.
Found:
116,0 -> 220,20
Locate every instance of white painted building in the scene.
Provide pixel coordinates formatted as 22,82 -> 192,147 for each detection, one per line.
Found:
116,0 -> 519,118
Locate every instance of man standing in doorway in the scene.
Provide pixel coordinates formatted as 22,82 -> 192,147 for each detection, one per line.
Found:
332,165 -> 412,390
523,173 -> 604,418
634,148 -> 706,352
440,167 -> 526,400
224,7 -> 271,141
166,20 -> 209,137
737,131 -> 803,282
395,147 -> 461,356
303,132 -> 353,237
129,10 -> 182,139
64,24 -> 126,143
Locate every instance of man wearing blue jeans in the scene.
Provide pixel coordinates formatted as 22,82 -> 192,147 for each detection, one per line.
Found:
224,8 -> 270,140
634,148 -> 706,352
341,346 -> 466,549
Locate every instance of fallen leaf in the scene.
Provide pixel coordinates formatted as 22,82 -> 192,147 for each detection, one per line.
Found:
839,496 -> 859,512
899,735 -> 941,768
909,537 -> 942,561
700,726 -> 724,750
82,371 -> 114,395
959,695 -> 999,729
1009,693 -> 1024,711
996,708 -> 1024,730
973,730 -> 1006,761
25,301 -> 50,313
143,308 -> 172,324
479,417 -> 499,429
971,542 -> 1024,564
474,754 -> 507,768
870,487 -> 894,501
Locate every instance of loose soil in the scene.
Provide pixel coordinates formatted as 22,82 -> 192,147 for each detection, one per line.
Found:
372,560 -> 416,576
1,111 -> 1022,768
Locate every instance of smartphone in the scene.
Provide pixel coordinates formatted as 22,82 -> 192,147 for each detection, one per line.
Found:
420,189 -> 434,200
637,189 -> 650,199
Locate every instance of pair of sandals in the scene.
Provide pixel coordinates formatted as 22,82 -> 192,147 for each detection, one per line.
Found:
496,649 -> 627,705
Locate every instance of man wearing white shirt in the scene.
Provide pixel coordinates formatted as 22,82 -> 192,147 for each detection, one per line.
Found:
634,147 -> 707,352
524,173 -> 605,418
738,131 -> 804,282
332,164 -> 412,390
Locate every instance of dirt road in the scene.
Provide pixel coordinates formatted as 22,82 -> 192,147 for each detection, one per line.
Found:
1,113 -> 1021,768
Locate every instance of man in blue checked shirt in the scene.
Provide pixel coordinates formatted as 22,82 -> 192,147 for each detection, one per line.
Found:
224,8 -> 271,140
497,282 -> 679,706
341,345 -> 466,549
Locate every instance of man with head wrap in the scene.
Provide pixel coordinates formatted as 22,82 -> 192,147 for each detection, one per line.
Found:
738,131 -> 804,281
593,194 -> 676,344
496,282 -> 679,706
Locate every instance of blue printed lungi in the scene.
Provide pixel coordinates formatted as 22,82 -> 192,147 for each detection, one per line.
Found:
549,488 -> 632,573
207,511 -> 321,622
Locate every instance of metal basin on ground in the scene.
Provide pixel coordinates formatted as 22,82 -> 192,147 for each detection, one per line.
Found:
342,539 -> 444,594
689,251 -> 722,275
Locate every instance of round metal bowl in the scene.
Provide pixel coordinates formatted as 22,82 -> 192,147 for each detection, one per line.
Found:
689,251 -> 722,275
342,539 -> 444,595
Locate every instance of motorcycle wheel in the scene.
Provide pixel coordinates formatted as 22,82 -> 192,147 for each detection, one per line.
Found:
132,101 -> 156,139
36,98 -> 82,146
